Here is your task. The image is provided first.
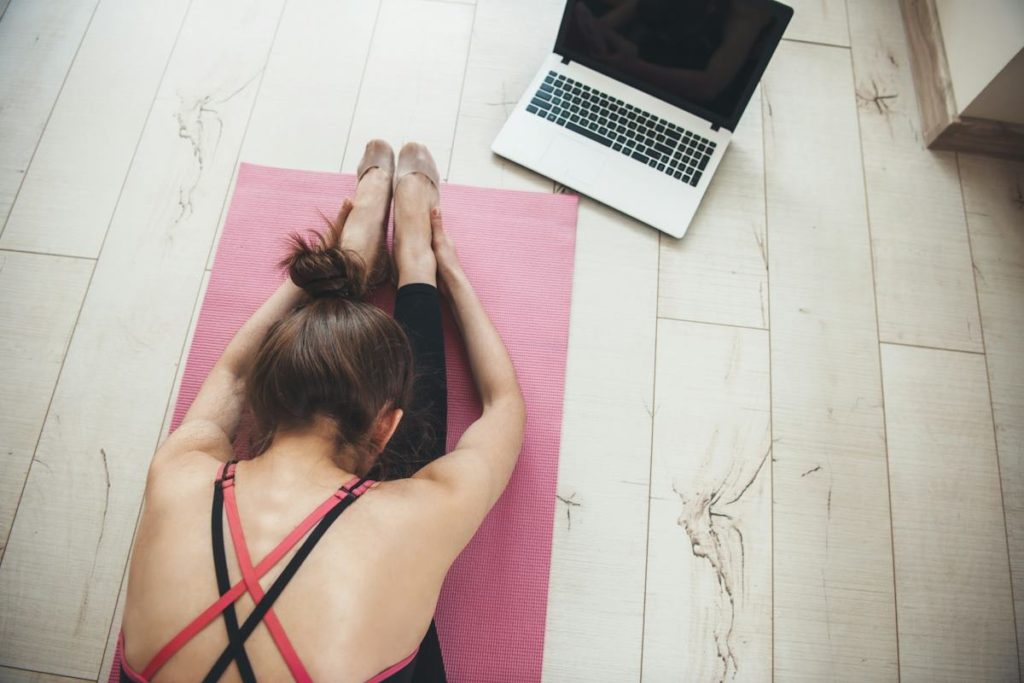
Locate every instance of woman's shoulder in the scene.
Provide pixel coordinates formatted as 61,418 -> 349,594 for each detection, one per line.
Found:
347,477 -> 462,547
144,450 -> 224,510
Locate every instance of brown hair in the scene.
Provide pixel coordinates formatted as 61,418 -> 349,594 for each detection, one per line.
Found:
244,220 -> 415,476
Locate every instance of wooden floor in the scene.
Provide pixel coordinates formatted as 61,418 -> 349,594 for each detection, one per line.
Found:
0,0 -> 1021,680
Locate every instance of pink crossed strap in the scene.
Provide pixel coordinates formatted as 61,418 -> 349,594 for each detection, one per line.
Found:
221,461 -> 372,682
140,463 -> 372,680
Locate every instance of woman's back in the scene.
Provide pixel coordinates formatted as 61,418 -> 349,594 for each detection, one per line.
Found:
122,455 -> 445,681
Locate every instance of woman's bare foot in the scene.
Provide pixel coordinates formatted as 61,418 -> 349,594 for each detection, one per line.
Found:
393,142 -> 440,288
338,139 -> 394,286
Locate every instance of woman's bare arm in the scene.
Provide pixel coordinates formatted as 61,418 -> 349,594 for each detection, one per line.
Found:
414,210 -> 526,541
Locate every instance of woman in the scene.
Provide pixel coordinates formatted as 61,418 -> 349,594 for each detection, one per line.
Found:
118,140 -> 525,682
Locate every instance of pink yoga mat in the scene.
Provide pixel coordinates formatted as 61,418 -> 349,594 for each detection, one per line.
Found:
108,162 -> 578,681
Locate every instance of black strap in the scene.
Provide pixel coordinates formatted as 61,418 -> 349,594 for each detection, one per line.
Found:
202,478 -> 370,683
211,462 -> 257,683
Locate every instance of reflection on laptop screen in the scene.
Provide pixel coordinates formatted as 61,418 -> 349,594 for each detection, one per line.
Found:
559,0 -> 789,129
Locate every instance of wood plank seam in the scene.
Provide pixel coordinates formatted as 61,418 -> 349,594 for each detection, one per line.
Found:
333,0 -> 383,174
339,0 -> 385,171
331,1 -> 380,176
841,5 -> 904,665
637,232 -> 662,681
780,37 -> 850,51
842,0 -> 853,53
0,254 -> 98,565
0,248 -> 96,262
0,663 -> 93,682
444,0 -> 478,182
954,151 -> 1024,668
0,0 -> 102,239
880,340 -> 984,356
759,81 -> 775,680
654,315 -> 767,333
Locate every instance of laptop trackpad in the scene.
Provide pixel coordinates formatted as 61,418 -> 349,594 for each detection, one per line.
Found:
541,136 -> 601,188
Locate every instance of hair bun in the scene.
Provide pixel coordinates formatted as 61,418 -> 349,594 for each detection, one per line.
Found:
282,223 -> 369,301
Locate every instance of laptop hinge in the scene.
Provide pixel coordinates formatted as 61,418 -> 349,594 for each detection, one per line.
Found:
560,54 -> 570,65
711,123 -> 721,132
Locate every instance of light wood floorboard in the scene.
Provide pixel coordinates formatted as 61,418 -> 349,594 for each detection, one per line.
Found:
960,153 -> 1024,681
764,40 -> 898,680
847,0 -> 982,352
0,0 -> 98,228
642,319 -> 771,681
0,251 -> 93,559
658,87 -> 767,330
542,198 -> 659,681
882,343 -> 1018,681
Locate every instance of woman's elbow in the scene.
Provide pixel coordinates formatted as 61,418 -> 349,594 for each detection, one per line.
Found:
489,391 -> 527,448
496,390 -> 526,432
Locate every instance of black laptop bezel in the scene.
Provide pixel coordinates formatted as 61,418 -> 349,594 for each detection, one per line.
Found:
552,0 -> 793,132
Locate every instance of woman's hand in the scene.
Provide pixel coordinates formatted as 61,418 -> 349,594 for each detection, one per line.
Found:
330,197 -> 354,249
429,208 -> 463,299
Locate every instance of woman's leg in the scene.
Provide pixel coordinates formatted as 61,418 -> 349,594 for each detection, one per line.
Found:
387,144 -> 448,683
388,282 -> 447,477
386,142 -> 446,479
338,139 -> 393,284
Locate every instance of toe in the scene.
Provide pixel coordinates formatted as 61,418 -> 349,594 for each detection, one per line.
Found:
359,139 -> 395,177
367,138 -> 393,154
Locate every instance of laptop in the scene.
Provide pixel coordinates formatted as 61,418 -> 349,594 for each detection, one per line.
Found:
492,0 -> 793,238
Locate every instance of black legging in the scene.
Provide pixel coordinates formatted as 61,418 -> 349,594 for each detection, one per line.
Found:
388,283 -> 448,479
385,282 -> 449,683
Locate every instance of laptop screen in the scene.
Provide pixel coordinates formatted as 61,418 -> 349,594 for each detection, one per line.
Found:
554,0 -> 793,131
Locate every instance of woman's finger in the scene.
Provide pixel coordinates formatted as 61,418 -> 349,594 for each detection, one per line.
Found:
429,207 -> 444,239
335,197 -> 354,229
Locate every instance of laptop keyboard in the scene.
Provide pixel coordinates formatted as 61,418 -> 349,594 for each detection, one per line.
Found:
526,71 -> 716,187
